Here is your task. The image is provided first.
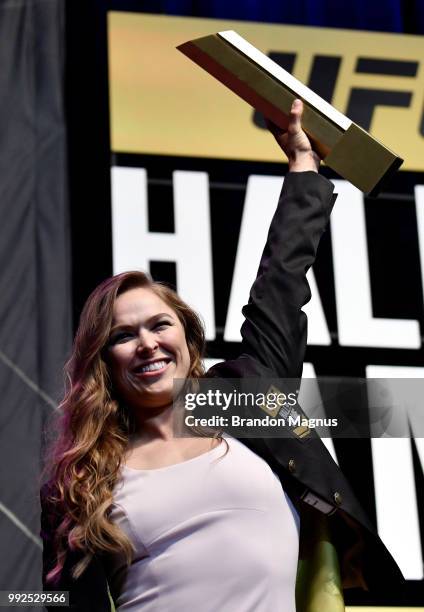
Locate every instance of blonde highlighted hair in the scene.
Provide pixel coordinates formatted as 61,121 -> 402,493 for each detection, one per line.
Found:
43,271 -> 206,583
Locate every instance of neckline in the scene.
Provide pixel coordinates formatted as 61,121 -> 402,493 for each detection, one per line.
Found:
122,438 -> 225,474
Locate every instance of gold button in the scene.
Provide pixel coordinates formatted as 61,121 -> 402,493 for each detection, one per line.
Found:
288,459 -> 296,473
334,492 -> 342,506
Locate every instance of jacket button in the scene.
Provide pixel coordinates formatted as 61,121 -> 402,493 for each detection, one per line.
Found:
333,492 -> 342,506
288,459 -> 296,473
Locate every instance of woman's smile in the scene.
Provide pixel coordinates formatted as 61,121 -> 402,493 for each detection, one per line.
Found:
132,358 -> 172,378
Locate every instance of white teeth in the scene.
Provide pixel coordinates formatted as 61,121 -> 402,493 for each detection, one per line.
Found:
139,360 -> 168,373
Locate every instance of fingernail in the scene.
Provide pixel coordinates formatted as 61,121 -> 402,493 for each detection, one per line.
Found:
292,99 -> 301,109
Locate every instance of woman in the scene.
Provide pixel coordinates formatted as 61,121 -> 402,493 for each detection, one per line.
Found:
41,100 -> 403,611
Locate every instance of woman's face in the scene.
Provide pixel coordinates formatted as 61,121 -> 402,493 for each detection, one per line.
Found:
106,287 -> 191,410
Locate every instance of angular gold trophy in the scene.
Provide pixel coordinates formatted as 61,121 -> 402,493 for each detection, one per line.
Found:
177,30 -> 403,196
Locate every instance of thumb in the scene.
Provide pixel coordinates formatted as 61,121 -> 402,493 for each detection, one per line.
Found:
288,99 -> 303,134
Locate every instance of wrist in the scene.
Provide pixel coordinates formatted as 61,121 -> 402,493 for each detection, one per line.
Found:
288,151 -> 320,173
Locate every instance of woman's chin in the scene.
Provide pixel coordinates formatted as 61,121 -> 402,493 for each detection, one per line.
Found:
133,388 -> 175,411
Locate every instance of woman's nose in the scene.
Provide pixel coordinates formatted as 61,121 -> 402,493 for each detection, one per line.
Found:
136,330 -> 158,353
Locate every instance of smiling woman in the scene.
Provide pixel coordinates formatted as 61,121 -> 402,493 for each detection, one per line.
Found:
40,101 -> 403,612
40,270 -> 217,587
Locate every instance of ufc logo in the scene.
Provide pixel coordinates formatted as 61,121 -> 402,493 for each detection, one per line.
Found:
253,53 -> 419,133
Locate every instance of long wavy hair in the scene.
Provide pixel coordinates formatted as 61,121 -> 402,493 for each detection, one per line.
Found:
43,271 -> 206,583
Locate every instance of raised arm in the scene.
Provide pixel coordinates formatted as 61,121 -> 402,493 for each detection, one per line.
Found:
240,100 -> 335,377
208,100 -> 336,380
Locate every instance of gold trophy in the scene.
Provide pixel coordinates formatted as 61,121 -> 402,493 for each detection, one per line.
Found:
178,30 -> 403,195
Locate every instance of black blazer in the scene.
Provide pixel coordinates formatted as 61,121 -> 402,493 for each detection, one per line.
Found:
41,171 -> 403,610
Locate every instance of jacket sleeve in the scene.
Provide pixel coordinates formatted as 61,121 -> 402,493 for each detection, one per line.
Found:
239,171 -> 335,378
209,171 -> 336,379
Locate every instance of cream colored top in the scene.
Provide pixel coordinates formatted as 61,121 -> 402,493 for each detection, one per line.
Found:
106,436 -> 299,612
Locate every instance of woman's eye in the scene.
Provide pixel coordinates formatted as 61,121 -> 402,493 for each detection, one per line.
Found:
154,320 -> 172,330
109,331 -> 133,345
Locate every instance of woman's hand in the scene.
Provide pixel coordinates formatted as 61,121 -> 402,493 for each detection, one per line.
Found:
266,99 -> 320,173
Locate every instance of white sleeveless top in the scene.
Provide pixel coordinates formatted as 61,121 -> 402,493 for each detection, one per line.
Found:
105,436 -> 299,612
